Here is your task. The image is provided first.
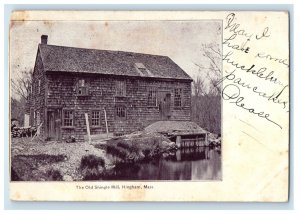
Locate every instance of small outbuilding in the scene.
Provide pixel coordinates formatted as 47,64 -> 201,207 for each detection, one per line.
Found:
145,121 -> 208,148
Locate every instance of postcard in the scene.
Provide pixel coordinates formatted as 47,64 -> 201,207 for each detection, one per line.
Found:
9,10 -> 289,201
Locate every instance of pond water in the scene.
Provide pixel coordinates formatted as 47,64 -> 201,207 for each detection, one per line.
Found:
103,147 -> 221,180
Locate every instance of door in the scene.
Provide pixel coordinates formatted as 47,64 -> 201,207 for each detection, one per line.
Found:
158,91 -> 171,120
47,111 -> 55,139
47,109 -> 61,140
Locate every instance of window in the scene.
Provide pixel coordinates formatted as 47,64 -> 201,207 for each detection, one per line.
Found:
77,79 -> 89,96
63,110 -> 74,127
138,67 -> 148,76
115,106 -> 126,119
134,63 -> 152,76
91,111 -> 100,126
147,88 -> 157,106
115,81 -> 126,97
174,88 -> 182,107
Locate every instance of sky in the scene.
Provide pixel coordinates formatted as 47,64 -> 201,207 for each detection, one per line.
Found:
10,20 -> 222,97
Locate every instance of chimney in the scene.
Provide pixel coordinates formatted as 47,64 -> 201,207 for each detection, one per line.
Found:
41,35 -> 48,44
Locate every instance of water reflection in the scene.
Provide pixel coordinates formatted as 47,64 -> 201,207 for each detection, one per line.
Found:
103,147 -> 221,180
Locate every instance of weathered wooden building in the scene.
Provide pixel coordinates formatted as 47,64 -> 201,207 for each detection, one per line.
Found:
29,35 -> 193,141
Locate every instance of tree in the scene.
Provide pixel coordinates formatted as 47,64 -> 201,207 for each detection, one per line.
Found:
191,44 -> 222,134
11,69 -> 33,101
11,97 -> 26,126
193,43 -> 222,96
10,69 -> 33,126
193,76 -> 206,97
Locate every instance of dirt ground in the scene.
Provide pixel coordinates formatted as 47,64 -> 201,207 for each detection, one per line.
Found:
11,137 -> 111,181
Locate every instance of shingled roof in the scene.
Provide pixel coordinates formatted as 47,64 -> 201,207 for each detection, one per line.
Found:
38,44 -> 193,81
145,121 -> 208,136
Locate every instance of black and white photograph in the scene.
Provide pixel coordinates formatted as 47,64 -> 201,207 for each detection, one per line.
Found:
10,19 -> 222,181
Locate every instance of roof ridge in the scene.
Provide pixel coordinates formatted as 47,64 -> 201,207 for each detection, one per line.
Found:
39,44 -> 170,58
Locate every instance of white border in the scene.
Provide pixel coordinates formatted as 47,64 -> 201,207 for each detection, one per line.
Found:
1,0 -> 299,213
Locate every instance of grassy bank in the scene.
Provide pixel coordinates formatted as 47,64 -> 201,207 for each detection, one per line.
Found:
94,132 -> 177,164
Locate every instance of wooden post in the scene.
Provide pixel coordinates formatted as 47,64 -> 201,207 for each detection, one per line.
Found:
176,135 -> 181,148
103,108 -> 109,138
31,122 -> 43,142
85,113 -> 91,144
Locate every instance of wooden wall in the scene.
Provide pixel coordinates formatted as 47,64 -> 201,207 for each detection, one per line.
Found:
37,72 -> 191,141
30,49 -> 46,136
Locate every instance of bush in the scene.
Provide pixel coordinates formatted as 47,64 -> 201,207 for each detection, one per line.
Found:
106,144 -> 128,159
117,142 -> 130,150
80,155 -> 105,180
46,168 -> 63,181
80,154 -> 105,169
